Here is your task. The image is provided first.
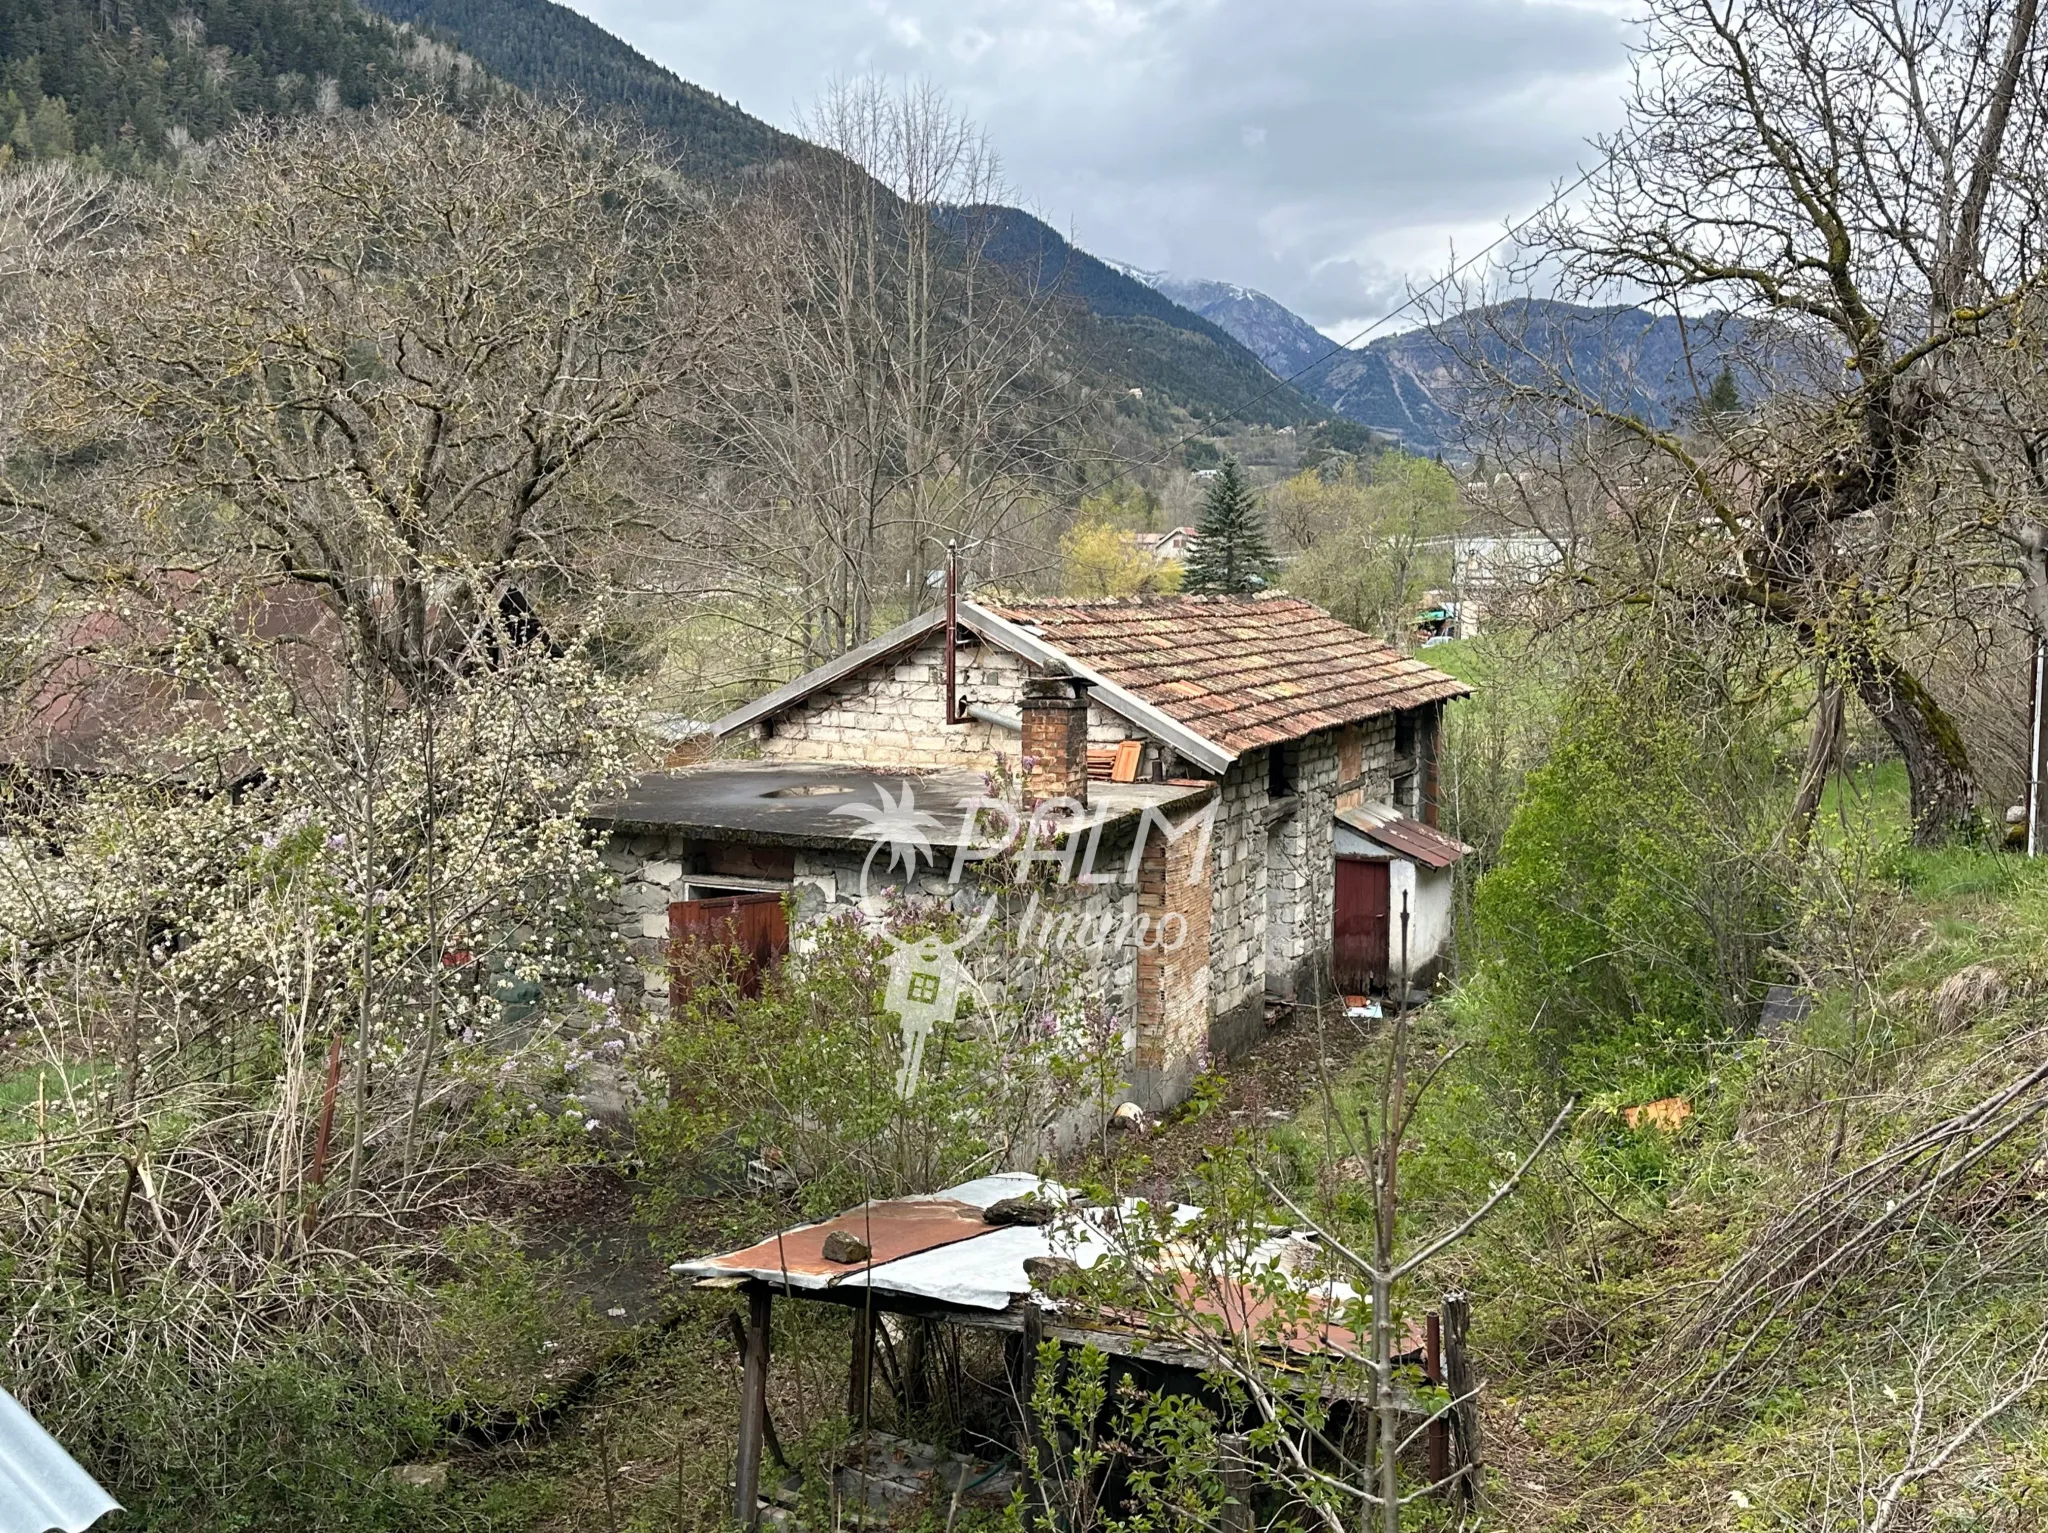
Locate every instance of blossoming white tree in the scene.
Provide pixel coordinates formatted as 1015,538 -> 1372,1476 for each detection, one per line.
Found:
0,102 -> 708,1483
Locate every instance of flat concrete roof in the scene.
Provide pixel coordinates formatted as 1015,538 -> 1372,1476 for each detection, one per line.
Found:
591,760 -> 1211,849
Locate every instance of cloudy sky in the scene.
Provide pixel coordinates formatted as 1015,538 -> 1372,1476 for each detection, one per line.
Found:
562,0 -> 1639,341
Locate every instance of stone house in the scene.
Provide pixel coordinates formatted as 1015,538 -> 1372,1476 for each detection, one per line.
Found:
594,594 -> 1469,1112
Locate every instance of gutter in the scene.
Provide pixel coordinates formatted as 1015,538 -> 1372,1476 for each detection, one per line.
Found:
964,702 -> 1021,732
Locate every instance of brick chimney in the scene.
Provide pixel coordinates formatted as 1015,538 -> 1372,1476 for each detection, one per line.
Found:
1021,674 -> 1090,806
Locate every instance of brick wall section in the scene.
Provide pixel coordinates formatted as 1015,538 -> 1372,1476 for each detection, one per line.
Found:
1021,677 -> 1090,804
1205,752 -> 1269,1055
758,632 -> 1155,770
1132,803 -> 1214,1107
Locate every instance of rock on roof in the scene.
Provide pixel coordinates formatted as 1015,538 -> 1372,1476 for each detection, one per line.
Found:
990,595 -> 1470,755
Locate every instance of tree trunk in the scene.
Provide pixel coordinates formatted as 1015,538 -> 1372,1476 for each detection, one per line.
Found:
1779,682 -> 1845,855
1849,646 -> 1975,845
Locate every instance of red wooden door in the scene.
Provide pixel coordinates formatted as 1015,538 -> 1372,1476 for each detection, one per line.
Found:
670,892 -> 788,999
1333,858 -> 1390,993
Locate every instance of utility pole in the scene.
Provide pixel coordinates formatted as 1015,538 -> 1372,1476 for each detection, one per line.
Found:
2030,637 -> 2045,856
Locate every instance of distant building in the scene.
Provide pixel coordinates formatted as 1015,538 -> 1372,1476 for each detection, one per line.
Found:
1415,534 -> 1566,636
1128,526 -> 1198,562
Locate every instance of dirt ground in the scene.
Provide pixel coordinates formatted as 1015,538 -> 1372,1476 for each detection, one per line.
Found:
1095,998 -> 1381,1199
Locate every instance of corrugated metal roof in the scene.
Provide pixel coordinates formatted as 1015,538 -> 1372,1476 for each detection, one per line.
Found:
0,1389 -> 119,1533
672,1172 -> 1059,1303
672,1174 -> 1414,1361
1334,807 -> 1471,869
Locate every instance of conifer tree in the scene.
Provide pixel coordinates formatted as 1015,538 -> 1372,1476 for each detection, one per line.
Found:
1181,457 -> 1277,594
1704,364 -> 1742,415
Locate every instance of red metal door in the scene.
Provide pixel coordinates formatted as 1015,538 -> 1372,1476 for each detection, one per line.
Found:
1333,858 -> 1390,993
670,893 -> 789,1000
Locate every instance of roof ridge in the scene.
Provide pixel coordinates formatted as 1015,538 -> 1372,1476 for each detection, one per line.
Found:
995,592 -> 1306,609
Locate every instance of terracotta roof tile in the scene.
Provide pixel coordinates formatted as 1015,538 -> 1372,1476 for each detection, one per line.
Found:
990,595 -> 1470,754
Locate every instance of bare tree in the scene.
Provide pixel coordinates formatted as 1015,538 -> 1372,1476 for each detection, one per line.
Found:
1461,0 -> 2048,843
0,107 -> 686,1462
18,97 -> 730,701
667,80 -> 1075,669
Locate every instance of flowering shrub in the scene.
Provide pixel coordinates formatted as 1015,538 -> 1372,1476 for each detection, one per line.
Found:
0,604 -> 638,1511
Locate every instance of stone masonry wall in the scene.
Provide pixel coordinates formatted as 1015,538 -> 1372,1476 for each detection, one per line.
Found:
597,819 -> 1165,1136
598,833 -> 813,1018
1265,729 -> 1342,1003
1206,751 -> 1270,1058
1334,715 -> 1399,810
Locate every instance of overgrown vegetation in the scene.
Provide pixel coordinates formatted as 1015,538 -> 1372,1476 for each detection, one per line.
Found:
3,1 -> 2048,1530
0,0 -> 480,171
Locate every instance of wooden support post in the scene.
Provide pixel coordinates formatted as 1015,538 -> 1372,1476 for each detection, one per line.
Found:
1218,1431 -> 1255,1533
734,1286 -> 772,1529
728,1311 -> 790,1470
848,1303 -> 876,1425
1425,1308 -> 1450,1489
1441,1291 -> 1482,1509
1015,1306 -> 1049,1522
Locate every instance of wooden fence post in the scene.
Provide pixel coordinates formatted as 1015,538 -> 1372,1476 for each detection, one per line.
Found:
1218,1430 -> 1255,1533
1013,1307 -> 1053,1525
1425,1308 -> 1450,1489
1441,1291 -> 1482,1509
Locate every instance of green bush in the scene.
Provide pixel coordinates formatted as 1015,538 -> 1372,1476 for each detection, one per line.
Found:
1467,653 -> 1791,1102
61,1346 -> 455,1533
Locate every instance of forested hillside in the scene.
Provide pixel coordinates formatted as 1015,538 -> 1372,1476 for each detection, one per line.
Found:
0,0 -> 440,170
359,0 -> 802,178
0,0 -> 1307,428
972,206 -> 1319,426
355,0 -> 1315,425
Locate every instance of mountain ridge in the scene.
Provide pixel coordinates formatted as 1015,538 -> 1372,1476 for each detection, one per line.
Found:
1114,267 -> 1342,383
358,0 -> 805,180
357,0 -> 1317,426
1123,265 -> 1747,449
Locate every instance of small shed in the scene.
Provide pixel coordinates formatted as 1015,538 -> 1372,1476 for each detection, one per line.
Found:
1332,806 -> 1470,992
672,1173 -> 1459,1528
